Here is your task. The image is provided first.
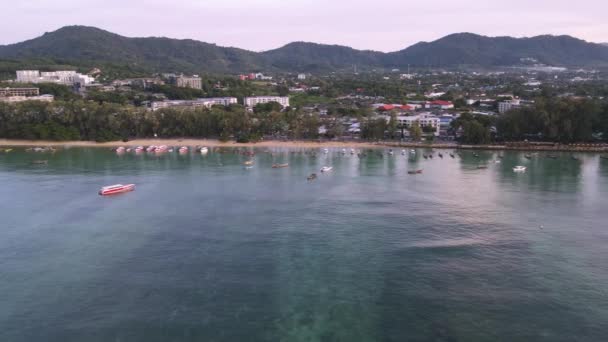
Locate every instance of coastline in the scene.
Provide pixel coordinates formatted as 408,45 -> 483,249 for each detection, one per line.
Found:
1,139 -> 607,153
0,139 -> 384,149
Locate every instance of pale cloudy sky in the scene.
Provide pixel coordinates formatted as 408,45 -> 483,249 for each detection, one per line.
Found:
1,0 -> 606,52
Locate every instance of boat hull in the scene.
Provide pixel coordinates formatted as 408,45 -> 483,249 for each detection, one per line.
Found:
99,184 -> 135,196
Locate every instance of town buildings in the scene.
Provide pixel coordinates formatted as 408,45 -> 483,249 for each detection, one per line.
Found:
498,99 -> 521,113
428,100 -> 454,109
168,75 -> 202,89
16,70 -> 94,85
150,97 -> 237,111
0,94 -> 54,103
0,87 -> 39,97
243,96 -> 290,108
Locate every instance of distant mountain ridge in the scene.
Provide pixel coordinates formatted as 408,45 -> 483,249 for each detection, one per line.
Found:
1,26 -> 607,74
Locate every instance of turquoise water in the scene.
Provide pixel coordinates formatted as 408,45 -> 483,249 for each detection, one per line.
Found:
1,148 -> 607,341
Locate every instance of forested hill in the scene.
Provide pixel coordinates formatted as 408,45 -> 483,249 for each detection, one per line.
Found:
1,26 -> 608,74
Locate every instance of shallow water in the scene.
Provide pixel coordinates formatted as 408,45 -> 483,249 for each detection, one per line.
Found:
1,147 -> 607,341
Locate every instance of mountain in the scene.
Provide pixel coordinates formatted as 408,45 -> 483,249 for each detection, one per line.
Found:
1,26 -> 608,75
0,26 -> 266,74
261,42 -> 384,72
386,33 -> 608,68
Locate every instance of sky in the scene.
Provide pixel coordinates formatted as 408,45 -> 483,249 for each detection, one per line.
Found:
1,0 -> 606,52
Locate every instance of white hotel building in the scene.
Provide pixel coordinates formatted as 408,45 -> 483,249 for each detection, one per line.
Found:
150,97 -> 238,111
243,96 -> 289,108
382,113 -> 441,136
16,70 -> 95,86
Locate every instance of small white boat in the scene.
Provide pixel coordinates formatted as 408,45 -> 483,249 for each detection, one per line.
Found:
200,147 -> 209,154
341,149 -> 346,154
99,184 -> 135,196
320,166 -> 333,172
323,148 -> 329,154
513,166 -> 527,172
401,149 -> 406,155
388,149 -> 394,155
494,160 -> 501,164
178,146 -> 189,154
410,150 -> 416,154
350,149 -> 355,155
135,146 -> 144,154
116,146 -> 126,154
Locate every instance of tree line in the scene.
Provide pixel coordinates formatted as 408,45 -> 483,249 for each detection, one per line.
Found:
1,96 -> 607,144
0,100 -> 322,142
451,97 -> 608,144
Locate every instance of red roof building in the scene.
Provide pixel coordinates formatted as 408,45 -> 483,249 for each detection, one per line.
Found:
378,104 -> 395,111
429,100 -> 454,109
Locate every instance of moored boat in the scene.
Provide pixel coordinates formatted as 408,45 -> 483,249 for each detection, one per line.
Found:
178,146 -> 189,154
98,184 -> 135,196
408,169 -> 423,175
513,166 -> 527,172
155,145 -> 168,154
116,146 -> 126,154
307,173 -> 317,181
272,163 -> 289,168
320,166 -> 333,172
244,160 -> 254,166
200,147 -> 209,154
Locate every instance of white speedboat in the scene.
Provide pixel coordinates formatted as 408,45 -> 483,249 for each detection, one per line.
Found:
320,166 -> 333,173
513,166 -> 527,172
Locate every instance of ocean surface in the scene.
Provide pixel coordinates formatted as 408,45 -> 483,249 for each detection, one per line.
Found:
1,147 -> 607,342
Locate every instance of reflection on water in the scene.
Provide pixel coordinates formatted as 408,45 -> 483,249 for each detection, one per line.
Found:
0,147 -> 607,341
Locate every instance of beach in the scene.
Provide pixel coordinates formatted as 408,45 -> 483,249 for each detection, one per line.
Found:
0,138 -> 388,149
1,138 -> 607,152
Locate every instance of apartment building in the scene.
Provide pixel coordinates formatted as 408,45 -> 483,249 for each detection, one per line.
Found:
243,96 -> 290,108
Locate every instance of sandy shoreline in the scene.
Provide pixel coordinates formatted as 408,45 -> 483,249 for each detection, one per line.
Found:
1,139 -> 607,153
0,139 -> 386,149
